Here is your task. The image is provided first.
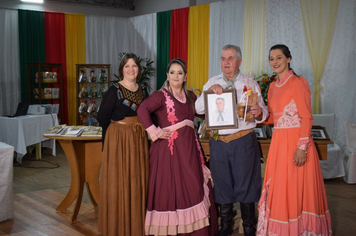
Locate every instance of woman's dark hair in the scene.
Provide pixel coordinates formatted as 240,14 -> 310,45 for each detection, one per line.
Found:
269,44 -> 297,76
166,58 -> 187,74
164,58 -> 195,112
118,53 -> 141,81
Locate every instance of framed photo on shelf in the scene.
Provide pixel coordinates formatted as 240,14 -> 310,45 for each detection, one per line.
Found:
254,126 -> 267,139
204,89 -> 238,130
262,124 -> 273,138
311,125 -> 330,140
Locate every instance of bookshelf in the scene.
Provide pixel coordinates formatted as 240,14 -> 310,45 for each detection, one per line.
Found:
27,63 -> 64,122
76,64 -> 110,126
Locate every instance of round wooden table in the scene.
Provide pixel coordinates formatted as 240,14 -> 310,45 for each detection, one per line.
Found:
44,135 -> 102,223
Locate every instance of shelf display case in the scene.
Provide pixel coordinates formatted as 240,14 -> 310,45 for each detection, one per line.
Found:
27,63 -> 64,122
76,64 -> 110,126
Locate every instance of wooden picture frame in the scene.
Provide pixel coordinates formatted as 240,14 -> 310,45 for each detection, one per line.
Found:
311,125 -> 330,140
204,89 -> 238,130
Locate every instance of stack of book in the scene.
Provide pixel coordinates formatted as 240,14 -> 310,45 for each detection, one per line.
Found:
62,126 -> 85,137
43,125 -> 67,136
81,126 -> 102,136
44,125 -> 102,137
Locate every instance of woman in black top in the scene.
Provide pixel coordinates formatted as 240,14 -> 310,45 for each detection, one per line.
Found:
97,53 -> 149,236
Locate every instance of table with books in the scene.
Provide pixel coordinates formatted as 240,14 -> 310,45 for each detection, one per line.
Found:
44,125 -> 102,223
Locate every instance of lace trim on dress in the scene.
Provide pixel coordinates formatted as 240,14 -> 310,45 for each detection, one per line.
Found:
161,89 -> 179,155
276,70 -> 294,87
297,138 -> 310,149
257,178 -> 271,236
276,99 -> 301,128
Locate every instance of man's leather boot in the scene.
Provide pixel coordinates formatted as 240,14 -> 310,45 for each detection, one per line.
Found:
216,203 -> 234,236
240,202 -> 256,236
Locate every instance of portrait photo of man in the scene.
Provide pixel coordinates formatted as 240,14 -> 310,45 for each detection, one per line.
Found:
213,97 -> 231,124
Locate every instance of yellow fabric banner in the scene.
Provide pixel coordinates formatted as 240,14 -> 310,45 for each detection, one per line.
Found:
65,13 -> 86,125
188,4 -> 210,93
242,0 -> 266,75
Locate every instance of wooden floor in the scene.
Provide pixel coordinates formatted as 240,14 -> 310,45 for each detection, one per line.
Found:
0,144 -> 355,235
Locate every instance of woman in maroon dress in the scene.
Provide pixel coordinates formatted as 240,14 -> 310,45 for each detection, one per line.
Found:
137,58 -> 217,236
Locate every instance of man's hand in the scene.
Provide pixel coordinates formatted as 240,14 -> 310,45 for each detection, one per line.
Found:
208,84 -> 223,95
250,105 -> 262,120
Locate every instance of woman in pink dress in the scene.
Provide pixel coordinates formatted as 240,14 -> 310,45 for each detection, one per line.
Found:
137,58 -> 217,236
257,44 -> 332,235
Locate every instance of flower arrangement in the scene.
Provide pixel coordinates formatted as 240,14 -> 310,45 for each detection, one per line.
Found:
254,72 -> 277,105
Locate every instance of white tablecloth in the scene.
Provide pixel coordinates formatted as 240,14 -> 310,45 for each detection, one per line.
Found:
0,142 -> 14,221
0,114 -> 58,163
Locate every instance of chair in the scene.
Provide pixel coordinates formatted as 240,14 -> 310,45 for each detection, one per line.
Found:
312,114 -> 345,179
343,122 -> 356,184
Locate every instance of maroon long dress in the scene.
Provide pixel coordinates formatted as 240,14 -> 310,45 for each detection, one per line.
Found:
137,88 -> 218,236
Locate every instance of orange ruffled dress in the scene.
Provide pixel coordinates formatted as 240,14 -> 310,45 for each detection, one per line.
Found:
257,71 -> 332,236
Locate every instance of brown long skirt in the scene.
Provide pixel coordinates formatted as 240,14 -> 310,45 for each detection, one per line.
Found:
98,116 -> 149,236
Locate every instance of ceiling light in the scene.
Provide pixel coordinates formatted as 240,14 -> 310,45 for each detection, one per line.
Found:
21,0 -> 44,3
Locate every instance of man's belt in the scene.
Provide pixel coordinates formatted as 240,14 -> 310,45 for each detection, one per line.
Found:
216,128 -> 254,143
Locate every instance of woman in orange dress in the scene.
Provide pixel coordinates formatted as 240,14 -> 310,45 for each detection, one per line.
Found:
257,44 -> 332,236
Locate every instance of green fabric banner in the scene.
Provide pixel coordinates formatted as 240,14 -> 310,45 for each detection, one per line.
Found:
18,10 -> 46,102
156,11 -> 171,90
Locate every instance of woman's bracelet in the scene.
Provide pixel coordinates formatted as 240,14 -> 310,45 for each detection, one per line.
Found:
297,147 -> 307,154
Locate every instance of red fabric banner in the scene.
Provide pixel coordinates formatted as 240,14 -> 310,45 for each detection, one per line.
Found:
44,12 -> 68,124
170,8 -> 189,69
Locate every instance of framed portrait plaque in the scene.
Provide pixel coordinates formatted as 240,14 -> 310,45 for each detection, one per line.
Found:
204,89 -> 238,130
311,125 -> 330,140
254,126 -> 268,139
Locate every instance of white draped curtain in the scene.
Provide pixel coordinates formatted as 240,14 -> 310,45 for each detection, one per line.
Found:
0,8 -> 20,115
85,16 -> 130,80
85,14 -> 157,91
320,0 -> 356,150
208,0 -> 245,78
265,0 -> 314,85
129,14 -> 157,91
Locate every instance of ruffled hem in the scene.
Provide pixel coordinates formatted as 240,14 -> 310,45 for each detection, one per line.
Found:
145,217 -> 209,236
145,165 -> 212,236
257,178 -> 332,236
